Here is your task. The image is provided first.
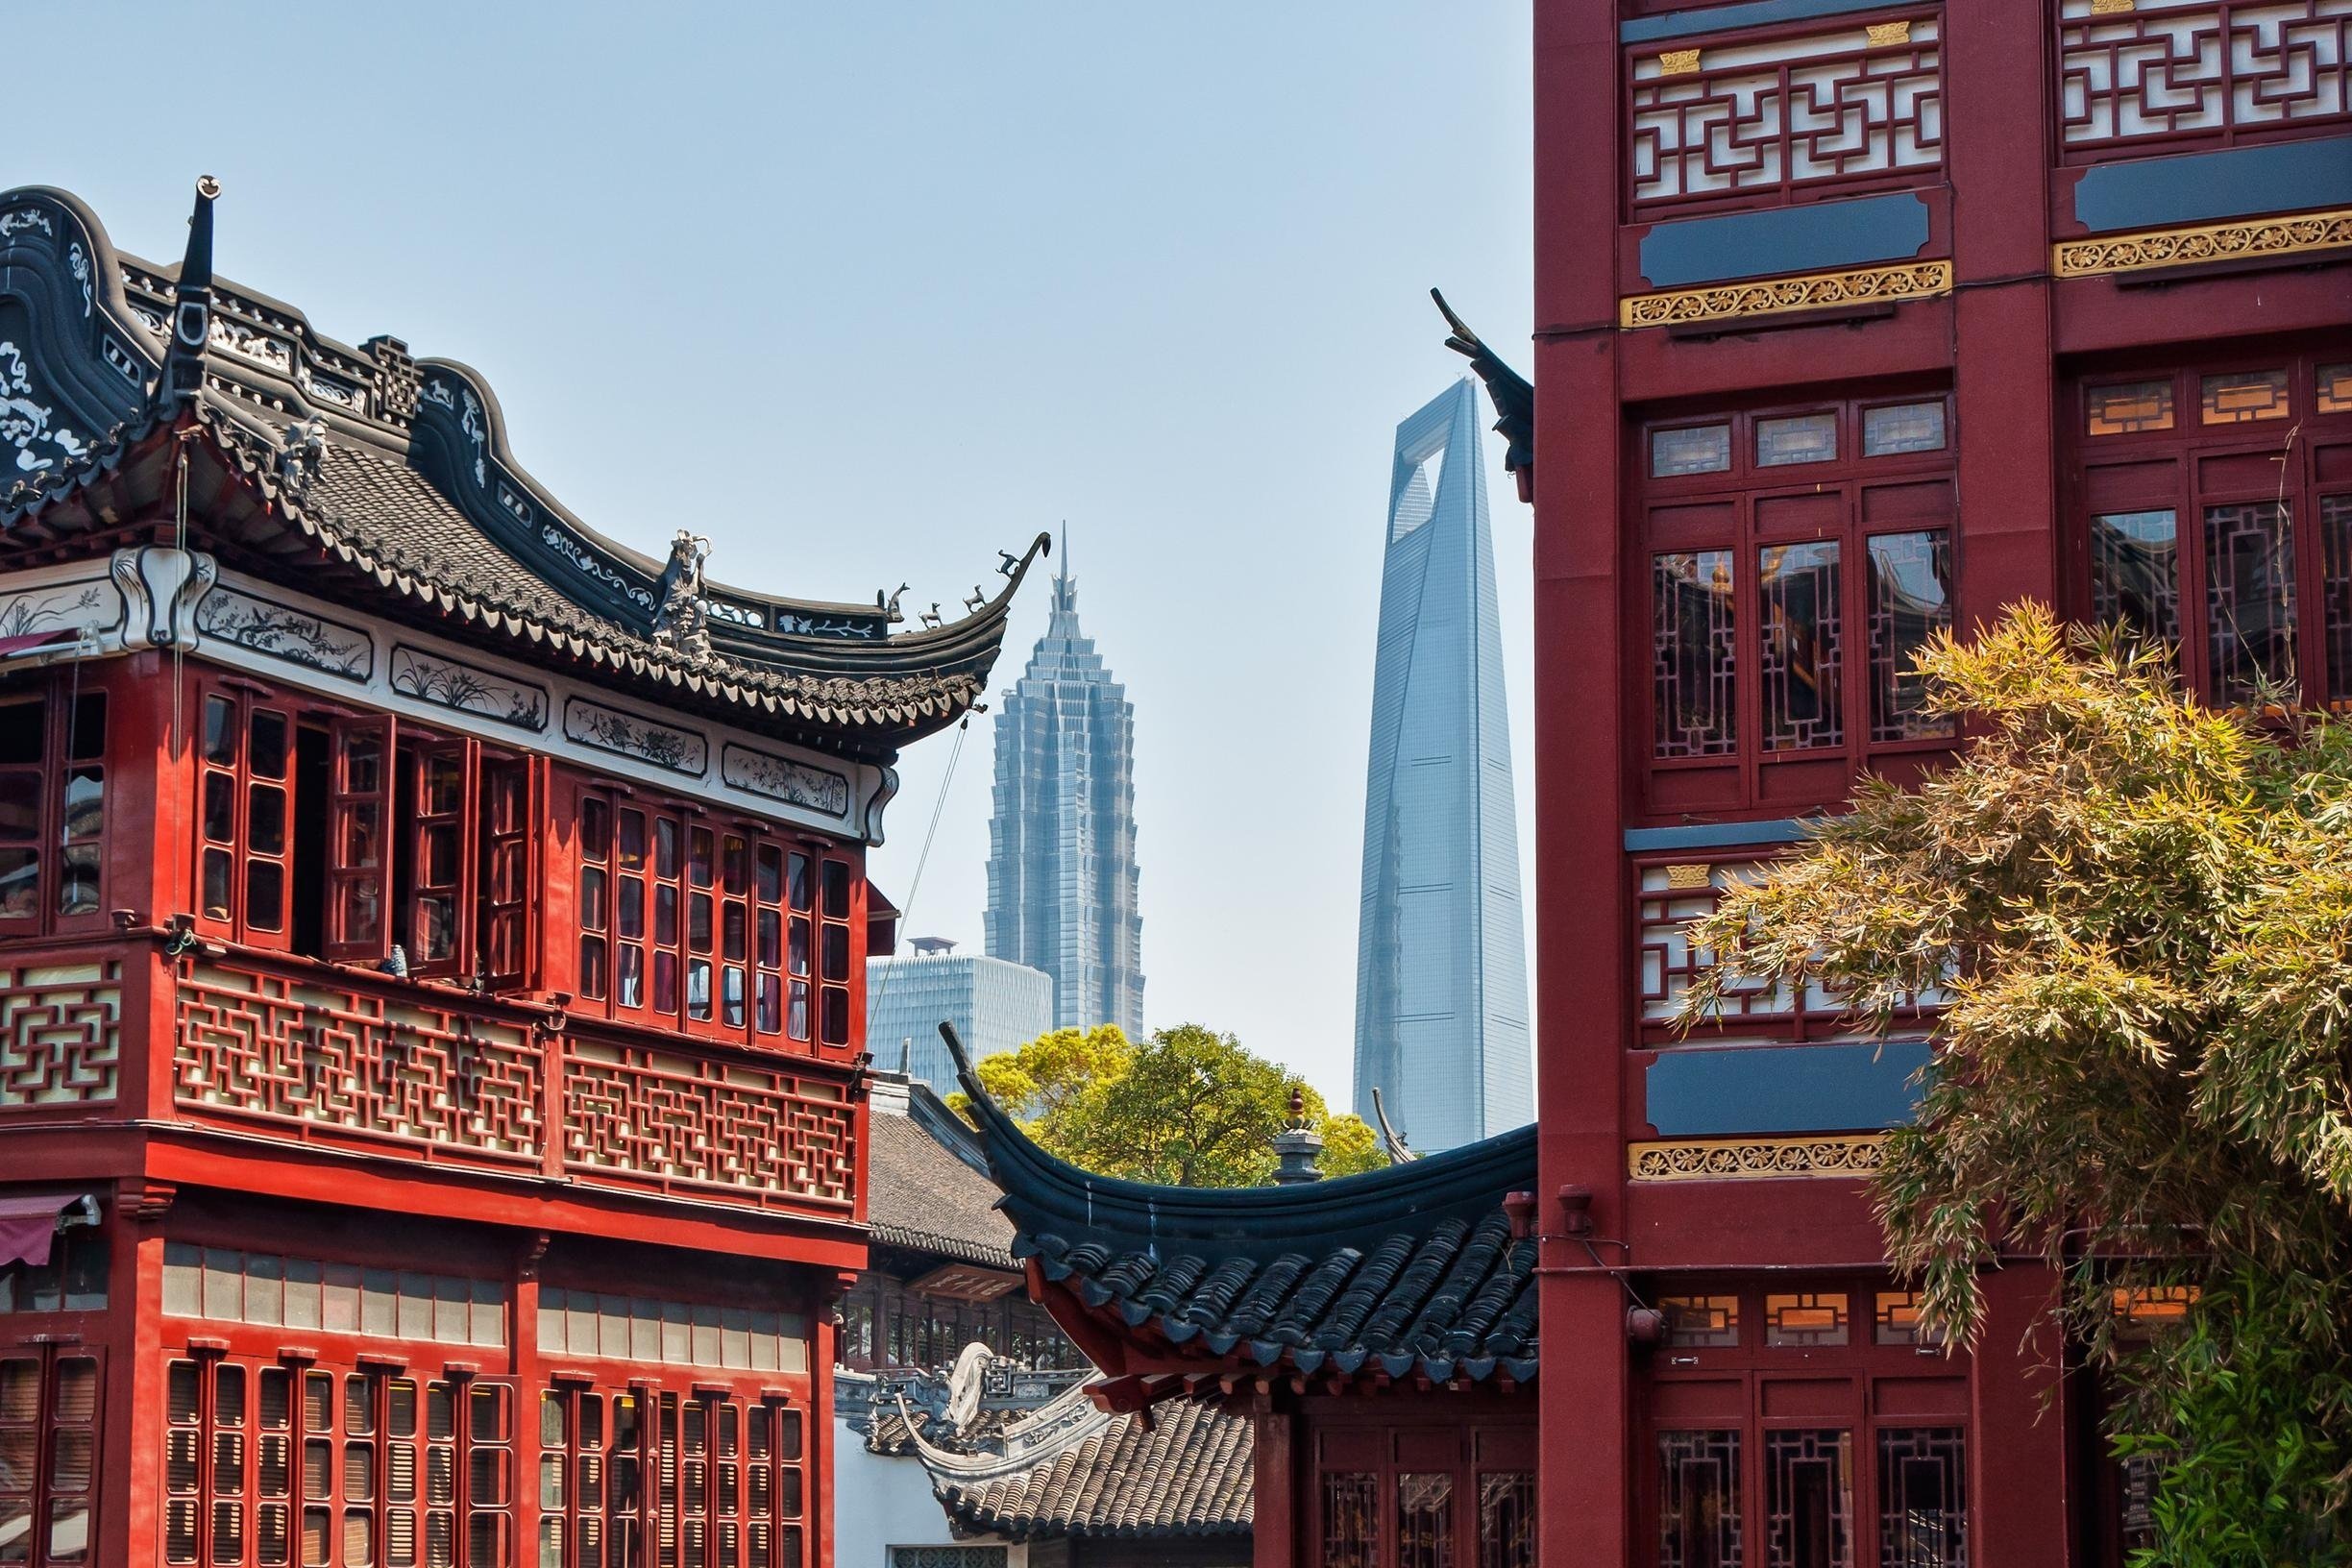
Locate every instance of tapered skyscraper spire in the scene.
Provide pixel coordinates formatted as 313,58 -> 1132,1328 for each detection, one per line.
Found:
985,540 -> 1144,1038
1352,380 -> 1532,1151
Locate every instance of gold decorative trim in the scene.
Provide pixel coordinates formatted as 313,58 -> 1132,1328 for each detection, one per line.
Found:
1620,261 -> 1952,330
1866,20 -> 1913,44
2053,208 -> 2352,279
2089,0 -> 2135,12
1664,863 -> 1714,890
1629,1135 -> 1888,1182
1657,48 -> 1703,75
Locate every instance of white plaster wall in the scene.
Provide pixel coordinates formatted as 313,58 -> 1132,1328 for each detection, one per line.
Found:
831,1416 -> 1026,1568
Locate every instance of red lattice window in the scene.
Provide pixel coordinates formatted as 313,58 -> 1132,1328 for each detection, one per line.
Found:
573,780 -> 858,1054
1314,1425 -> 1535,1568
2073,351 -> 2352,707
0,673 -> 108,940
1629,14 -> 1943,217
2058,0 -> 2352,163
192,681 -> 539,986
537,1384 -> 806,1568
1642,394 -> 1957,819
0,1347 -> 101,1568
164,1357 -> 512,1568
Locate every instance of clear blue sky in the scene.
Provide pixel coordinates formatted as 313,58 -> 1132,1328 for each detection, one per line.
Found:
11,2 -> 1536,1109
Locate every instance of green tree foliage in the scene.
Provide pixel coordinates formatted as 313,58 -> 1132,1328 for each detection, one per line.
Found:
952,1022 -> 1385,1186
1675,607 -> 2352,1566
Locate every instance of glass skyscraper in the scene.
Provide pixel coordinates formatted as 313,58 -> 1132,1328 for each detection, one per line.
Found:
984,549 -> 1145,1038
1352,380 -> 1533,1151
866,937 -> 1054,1089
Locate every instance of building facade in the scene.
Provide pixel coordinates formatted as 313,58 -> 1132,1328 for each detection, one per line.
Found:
984,555 -> 1144,1038
0,180 -> 1042,1568
866,938 -> 1053,1089
1352,380 -> 1534,1152
1526,2 -> 2349,1565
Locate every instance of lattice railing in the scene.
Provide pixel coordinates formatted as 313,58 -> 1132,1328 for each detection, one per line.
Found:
2059,0 -> 2351,159
1629,16 -> 1943,215
561,1030 -> 858,1212
0,958 -> 120,1108
176,962 -> 545,1164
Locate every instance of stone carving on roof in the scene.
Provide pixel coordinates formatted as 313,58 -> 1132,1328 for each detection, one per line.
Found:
651,530 -> 714,660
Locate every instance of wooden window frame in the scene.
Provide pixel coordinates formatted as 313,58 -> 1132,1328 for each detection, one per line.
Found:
2069,347 -> 2352,710
570,774 -> 860,1057
1309,1414 -> 1538,1568
1638,390 -> 1960,822
0,1343 -> 103,1568
0,669 -> 111,941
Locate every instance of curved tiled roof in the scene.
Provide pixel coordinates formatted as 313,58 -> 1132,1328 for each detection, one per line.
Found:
866,1102 -> 1018,1268
942,1025 -> 1540,1390
904,1384 -> 1252,1541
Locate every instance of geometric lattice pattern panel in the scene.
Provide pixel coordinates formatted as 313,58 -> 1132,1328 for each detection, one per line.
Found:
563,1037 -> 856,1211
2059,0 -> 2352,157
890,1550 -> 1010,1568
0,962 -> 118,1106
1878,1426 -> 1969,1568
1631,19 -> 1943,212
175,963 -> 541,1162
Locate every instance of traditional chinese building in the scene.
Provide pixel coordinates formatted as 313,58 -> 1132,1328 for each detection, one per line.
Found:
942,1029 -> 1540,1568
0,179 -> 1045,1568
1518,0 -> 2350,1564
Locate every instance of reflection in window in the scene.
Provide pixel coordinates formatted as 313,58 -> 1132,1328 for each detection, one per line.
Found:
1874,1291 -> 1947,1348
1323,1471 -> 1378,1568
1654,424 -> 1732,478
2200,368 -> 2289,425
1659,1431 -> 1741,1568
1862,403 -> 1947,457
1764,1292 -> 1849,1348
1479,1473 -> 1536,1568
1660,1296 -> 1740,1348
2203,501 -> 2297,704
1654,552 -> 1739,758
1757,413 -> 1839,468
2087,380 -> 2173,436
1760,543 -> 1844,750
2320,363 -> 2351,415
2091,509 -> 2181,647
1867,530 -> 1954,741
1766,1430 -> 1852,1568
1400,1473 -> 1455,1568
1877,1428 -> 1966,1568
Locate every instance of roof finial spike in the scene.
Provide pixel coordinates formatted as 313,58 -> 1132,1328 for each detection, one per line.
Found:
156,176 -> 221,410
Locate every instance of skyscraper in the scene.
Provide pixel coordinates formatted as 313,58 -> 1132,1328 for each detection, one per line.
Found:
1353,380 -> 1532,1151
866,936 -> 1054,1089
985,542 -> 1145,1038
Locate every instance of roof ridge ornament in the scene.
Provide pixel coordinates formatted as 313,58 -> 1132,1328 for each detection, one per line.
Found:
649,529 -> 713,661
1431,287 -> 1535,502
155,177 -> 220,411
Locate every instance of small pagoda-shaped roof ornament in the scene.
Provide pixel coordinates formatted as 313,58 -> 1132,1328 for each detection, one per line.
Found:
1268,1086 -> 1324,1186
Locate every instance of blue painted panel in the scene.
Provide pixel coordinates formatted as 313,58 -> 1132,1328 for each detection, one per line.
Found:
1624,820 -> 1816,850
2073,135 -> 2352,233
1645,1041 -> 1932,1136
1640,193 -> 1931,287
1624,0 -> 1897,43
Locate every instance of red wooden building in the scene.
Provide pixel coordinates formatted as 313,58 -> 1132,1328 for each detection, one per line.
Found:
0,179 -> 1042,1568
1523,0 -> 2349,1564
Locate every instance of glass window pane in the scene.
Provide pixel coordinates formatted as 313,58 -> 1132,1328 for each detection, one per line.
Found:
249,711 -> 289,781
0,773 -> 38,841
1399,1473 -> 1454,1568
2092,509 -> 2181,648
1478,1473 -> 1535,1568
821,861 -> 850,919
1756,412 -> 1837,468
2202,500 -> 2296,705
1321,1471 -> 1378,1568
1877,1429 -> 1967,1568
1862,402 -> 1946,456
1658,1431 -> 1741,1568
1653,424 -> 1731,478
1764,1291 -> 1850,1347
2200,368 -> 2290,425
2324,496 -> 2352,706
1653,551 -> 1738,759
2319,363 -> 2352,415
1765,1430 -> 1852,1568
1873,1290 -> 1946,1348
1867,530 -> 1954,742
1660,1295 -> 1740,1348
202,696 -> 236,766
1759,541 -> 1844,750
2088,380 -> 2173,436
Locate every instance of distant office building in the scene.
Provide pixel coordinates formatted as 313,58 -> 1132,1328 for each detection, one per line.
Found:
867,937 -> 1053,1088
1352,380 -> 1533,1151
985,544 -> 1145,1037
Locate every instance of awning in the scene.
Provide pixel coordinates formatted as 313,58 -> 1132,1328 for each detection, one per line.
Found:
0,626 -> 94,668
0,1195 -> 76,1269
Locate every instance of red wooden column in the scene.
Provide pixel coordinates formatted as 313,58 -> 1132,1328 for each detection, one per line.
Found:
107,1187 -> 170,1568
1252,1395 -> 1297,1568
1945,0 -> 2061,621
1972,1263 -> 2073,1567
1533,0 -> 1631,1560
